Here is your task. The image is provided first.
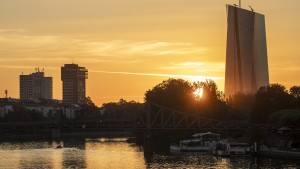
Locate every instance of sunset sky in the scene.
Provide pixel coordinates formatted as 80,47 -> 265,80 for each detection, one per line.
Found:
1,0 -> 300,106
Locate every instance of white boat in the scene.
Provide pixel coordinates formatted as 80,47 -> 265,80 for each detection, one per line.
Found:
170,132 -> 220,152
213,141 -> 252,156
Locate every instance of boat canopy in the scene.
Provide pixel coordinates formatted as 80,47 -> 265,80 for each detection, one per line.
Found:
180,139 -> 202,143
192,132 -> 221,138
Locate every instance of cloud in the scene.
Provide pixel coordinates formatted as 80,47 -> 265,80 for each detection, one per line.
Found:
81,40 -> 206,57
0,29 -> 222,83
0,30 -> 206,62
0,65 -> 58,70
0,29 -> 26,34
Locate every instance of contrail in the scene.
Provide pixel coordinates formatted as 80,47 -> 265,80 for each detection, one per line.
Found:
89,70 -> 224,81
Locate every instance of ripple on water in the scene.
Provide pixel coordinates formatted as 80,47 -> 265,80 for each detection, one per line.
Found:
0,140 -> 300,169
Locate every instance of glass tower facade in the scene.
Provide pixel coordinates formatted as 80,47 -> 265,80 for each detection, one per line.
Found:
225,5 -> 269,97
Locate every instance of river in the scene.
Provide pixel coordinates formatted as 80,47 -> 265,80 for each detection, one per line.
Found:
0,137 -> 299,169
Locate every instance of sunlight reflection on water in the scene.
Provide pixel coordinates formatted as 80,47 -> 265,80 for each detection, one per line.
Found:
0,138 -> 299,169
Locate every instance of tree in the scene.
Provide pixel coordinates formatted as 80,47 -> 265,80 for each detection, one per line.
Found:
3,103 -> 45,122
290,86 -> 300,108
195,80 -> 224,101
290,86 -> 300,98
251,84 -> 295,123
102,99 -> 144,121
145,78 -> 194,112
227,93 -> 255,120
145,78 -> 227,119
194,80 -> 227,119
268,109 -> 300,125
75,97 -> 99,120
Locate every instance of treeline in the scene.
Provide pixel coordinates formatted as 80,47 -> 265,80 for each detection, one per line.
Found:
64,98 -> 145,121
0,104 -> 47,122
145,78 -> 300,125
1,79 -> 299,125
101,99 -> 144,118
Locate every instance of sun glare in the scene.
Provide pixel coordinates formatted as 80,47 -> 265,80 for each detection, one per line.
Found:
194,87 -> 204,98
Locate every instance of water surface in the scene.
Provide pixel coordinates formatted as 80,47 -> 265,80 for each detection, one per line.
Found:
0,138 -> 299,169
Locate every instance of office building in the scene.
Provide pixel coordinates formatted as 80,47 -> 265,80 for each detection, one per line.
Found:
61,64 -> 88,104
225,4 -> 269,97
20,68 -> 53,100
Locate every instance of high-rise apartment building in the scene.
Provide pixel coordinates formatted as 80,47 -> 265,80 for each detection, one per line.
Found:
225,4 -> 269,97
61,64 -> 88,104
20,68 -> 53,100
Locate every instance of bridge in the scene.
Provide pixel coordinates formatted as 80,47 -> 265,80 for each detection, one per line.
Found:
0,101 -> 284,132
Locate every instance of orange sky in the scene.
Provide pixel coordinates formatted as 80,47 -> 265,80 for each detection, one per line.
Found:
1,0 -> 300,106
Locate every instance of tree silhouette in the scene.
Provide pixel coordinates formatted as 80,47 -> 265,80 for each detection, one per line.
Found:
75,96 -> 99,120
2,103 -> 45,122
144,78 -> 227,119
251,84 -> 295,123
290,86 -> 300,108
145,78 -> 194,112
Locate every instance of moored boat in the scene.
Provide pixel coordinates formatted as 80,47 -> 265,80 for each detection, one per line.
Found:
213,140 -> 230,156
213,141 -> 252,156
170,132 -> 220,152
230,143 -> 251,155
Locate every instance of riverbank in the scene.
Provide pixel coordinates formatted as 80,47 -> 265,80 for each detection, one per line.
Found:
0,130 -> 134,141
259,146 -> 300,159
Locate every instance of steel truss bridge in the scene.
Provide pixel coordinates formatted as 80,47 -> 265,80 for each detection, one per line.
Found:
0,101 -> 285,131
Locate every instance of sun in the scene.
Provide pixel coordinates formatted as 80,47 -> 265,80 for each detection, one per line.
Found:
194,87 -> 204,98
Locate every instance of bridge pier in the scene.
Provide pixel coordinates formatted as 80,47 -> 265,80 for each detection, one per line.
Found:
143,131 -> 153,154
52,128 -> 61,139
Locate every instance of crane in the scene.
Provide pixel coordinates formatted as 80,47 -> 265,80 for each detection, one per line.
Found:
249,5 -> 254,12
234,0 -> 241,8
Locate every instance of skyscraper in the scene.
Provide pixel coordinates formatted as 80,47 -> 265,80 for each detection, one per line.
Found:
225,4 -> 269,97
61,64 -> 88,104
20,68 -> 53,100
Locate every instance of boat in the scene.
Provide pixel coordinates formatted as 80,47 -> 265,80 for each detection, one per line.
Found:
170,132 -> 220,152
230,143 -> 252,155
213,141 -> 252,156
213,140 -> 230,156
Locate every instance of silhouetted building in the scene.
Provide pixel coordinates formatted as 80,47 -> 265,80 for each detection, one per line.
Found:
61,64 -> 88,104
225,4 -> 269,97
20,68 -> 53,100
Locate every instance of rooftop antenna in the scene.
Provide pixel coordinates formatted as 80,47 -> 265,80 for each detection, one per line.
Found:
5,89 -> 8,98
239,0 -> 241,8
249,5 -> 254,12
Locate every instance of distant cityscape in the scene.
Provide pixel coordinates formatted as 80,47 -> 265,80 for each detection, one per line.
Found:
0,4 -> 271,121
1,2 -> 300,168
0,63 -> 88,119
